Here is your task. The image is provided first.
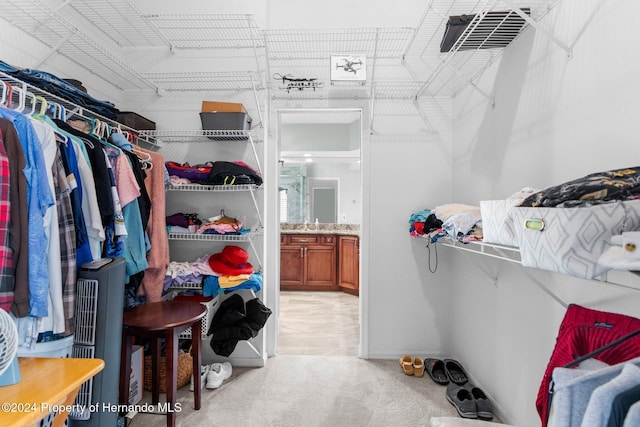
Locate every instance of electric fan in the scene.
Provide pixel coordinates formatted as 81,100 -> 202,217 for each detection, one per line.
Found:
0,308 -> 21,386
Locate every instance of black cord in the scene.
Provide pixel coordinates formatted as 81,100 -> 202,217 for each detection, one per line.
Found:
426,240 -> 438,273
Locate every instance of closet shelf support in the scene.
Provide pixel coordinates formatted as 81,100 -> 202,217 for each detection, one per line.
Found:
35,33 -> 71,69
248,186 -> 263,227
454,247 -> 499,285
519,268 -> 568,309
444,62 -> 495,108
508,2 -> 573,58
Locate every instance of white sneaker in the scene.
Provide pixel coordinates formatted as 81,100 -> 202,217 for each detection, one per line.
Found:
213,362 -> 232,381
205,362 -> 232,389
189,364 -> 210,392
206,364 -> 225,389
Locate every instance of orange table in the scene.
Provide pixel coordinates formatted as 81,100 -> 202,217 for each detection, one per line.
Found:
0,357 -> 104,427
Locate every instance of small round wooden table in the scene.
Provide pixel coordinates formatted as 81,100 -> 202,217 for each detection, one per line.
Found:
118,301 -> 207,427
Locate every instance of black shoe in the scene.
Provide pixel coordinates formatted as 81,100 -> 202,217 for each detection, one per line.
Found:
465,383 -> 493,420
446,383 -> 477,419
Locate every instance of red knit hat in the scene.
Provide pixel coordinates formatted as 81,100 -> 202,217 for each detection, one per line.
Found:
208,245 -> 254,276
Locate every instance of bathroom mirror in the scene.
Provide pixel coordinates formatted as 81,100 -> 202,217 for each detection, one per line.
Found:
278,109 -> 362,224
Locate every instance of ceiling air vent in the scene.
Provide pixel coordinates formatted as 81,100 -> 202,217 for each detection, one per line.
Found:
440,8 -> 531,53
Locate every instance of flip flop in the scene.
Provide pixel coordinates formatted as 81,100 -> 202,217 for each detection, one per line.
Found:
444,359 -> 469,385
424,358 -> 449,385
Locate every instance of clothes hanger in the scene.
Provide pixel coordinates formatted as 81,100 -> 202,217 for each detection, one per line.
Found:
0,81 -> 7,106
89,118 -> 124,156
564,328 -> 640,369
119,129 -> 153,168
90,118 -> 103,139
52,102 -> 66,121
212,209 -> 241,227
35,96 -> 48,116
124,132 -> 153,168
109,126 -> 149,166
3,82 -> 13,108
11,86 -> 26,112
25,91 -> 37,116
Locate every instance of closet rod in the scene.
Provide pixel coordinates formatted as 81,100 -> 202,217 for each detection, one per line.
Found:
0,70 -> 157,148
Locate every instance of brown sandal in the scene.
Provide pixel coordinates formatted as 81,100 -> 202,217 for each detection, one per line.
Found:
399,354 -> 414,375
413,357 -> 425,377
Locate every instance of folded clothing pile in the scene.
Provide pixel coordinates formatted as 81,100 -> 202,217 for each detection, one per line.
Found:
203,246 -> 262,296
166,160 -> 262,186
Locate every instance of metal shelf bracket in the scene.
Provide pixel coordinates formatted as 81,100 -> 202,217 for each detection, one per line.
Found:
508,2 -> 573,58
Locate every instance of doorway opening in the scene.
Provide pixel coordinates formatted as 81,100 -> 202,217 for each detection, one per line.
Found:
276,108 -> 362,357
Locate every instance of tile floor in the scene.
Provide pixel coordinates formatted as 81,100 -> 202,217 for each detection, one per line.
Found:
277,291 -> 359,356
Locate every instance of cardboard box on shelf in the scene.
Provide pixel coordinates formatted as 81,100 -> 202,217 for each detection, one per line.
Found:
129,345 -> 144,405
201,101 -> 248,114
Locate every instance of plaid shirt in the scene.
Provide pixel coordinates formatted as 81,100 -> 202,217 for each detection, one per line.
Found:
0,130 -> 14,312
53,147 -> 77,334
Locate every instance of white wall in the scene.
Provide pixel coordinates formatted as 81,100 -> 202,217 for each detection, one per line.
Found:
281,123 -> 353,151
9,0 -> 640,422
450,1 -> 640,425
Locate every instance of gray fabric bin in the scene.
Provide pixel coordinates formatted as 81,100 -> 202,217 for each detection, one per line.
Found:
199,112 -> 252,141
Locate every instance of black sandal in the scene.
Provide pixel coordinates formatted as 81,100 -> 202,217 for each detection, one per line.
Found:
424,358 -> 449,385
444,359 -> 469,385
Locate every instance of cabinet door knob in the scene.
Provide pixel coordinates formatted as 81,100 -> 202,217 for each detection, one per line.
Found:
300,247 -> 304,258
298,239 -> 309,242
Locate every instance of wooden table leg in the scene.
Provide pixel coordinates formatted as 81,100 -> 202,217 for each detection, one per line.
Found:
151,338 -> 160,405
51,385 -> 82,427
192,319 -> 202,410
166,331 -> 177,427
119,333 -> 132,415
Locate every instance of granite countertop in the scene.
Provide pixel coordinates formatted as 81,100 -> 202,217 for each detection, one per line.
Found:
280,223 -> 360,237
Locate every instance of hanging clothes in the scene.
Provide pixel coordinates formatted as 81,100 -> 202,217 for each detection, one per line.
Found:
70,136 -> 105,260
29,118 -> 64,335
54,119 -> 114,227
0,127 -> 12,312
548,358 -> 640,427
0,118 -> 28,317
138,146 -> 169,303
108,132 -> 151,289
0,107 -> 54,319
538,304 -> 640,426
109,132 -> 151,232
56,130 -> 92,268
52,148 -> 77,336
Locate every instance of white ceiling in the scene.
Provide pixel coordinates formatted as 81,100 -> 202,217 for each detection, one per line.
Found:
1,0 -> 561,102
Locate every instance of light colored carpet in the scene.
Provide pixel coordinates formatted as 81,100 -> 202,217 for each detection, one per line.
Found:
128,355 -> 461,427
127,292 -> 488,426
